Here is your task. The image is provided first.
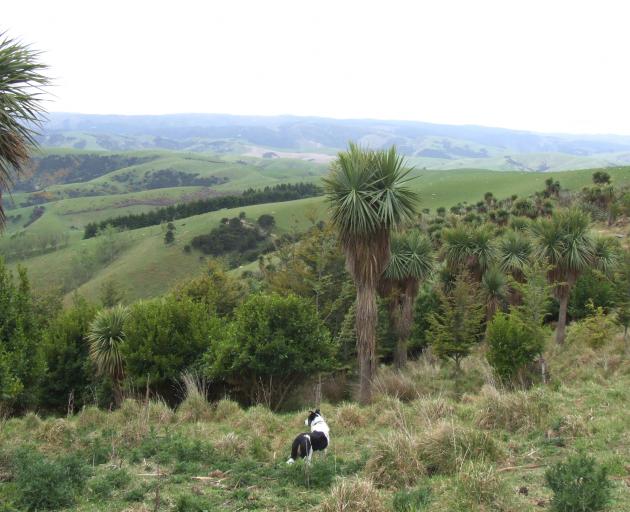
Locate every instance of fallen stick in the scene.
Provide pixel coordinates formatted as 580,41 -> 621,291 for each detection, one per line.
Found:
498,464 -> 546,473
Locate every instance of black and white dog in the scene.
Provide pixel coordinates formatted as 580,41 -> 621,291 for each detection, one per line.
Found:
286,409 -> 330,464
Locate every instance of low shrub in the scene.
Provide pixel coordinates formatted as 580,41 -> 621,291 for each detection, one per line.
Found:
474,385 -> 552,432
77,406 -> 107,430
545,453 -> 612,512
486,312 -> 544,383
566,305 -> 618,349
364,432 -> 427,488
319,476 -> 386,512
12,447 -> 90,511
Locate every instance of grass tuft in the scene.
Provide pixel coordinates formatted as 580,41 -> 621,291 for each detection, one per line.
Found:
319,476 -> 386,512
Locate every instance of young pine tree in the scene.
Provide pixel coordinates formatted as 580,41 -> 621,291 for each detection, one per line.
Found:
428,274 -> 484,373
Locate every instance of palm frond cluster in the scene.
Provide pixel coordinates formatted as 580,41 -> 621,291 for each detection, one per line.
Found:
0,32 -> 50,227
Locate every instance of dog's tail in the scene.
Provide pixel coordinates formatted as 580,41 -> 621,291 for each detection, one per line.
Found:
287,434 -> 311,464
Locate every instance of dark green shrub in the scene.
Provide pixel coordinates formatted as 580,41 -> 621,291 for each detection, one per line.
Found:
486,313 -> 544,383
123,295 -> 224,395
569,269 -> 615,320
545,453 -> 612,512
205,293 -> 337,409
393,485 -> 432,511
12,447 -> 90,510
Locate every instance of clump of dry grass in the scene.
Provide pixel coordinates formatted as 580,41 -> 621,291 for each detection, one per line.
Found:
554,414 -> 594,438
410,396 -> 455,425
145,398 -> 174,424
373,368 -> 419,401
368,395 -> 407,427
319,476 -> 386,512
176,373 -> 212,423
364,431 -> 427,488
333,402 -> 367,431
215,431 -> 248,458
450,461 -> 516,511
36,418 -> 77,446
213,398 -> 242,422
474,385 -> 552,433
416,421 -> 502,475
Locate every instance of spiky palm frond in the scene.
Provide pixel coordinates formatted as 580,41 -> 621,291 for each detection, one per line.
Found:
499,230 -> 532,274
531,208 -> 595,282
0,33 -> 50,227
385,230 -> 434,282
470,225 -> 497,273
482,266 -> 507,296
442,225 -> 474,271
592,236 -> 619,276
87,304 -> 128,380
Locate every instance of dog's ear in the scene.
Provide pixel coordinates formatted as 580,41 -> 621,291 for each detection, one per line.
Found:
315,408 -> 320,414
308,410 -> 313,414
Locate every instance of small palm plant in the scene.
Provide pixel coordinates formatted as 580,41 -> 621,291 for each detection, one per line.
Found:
383,231 -> 434,369
531,209 -> 617,344
442,224 -> 496,282
324,143 -> 417,403
0,33 -> 50,228
498,230 -> 532,305
87,304 -> 129,406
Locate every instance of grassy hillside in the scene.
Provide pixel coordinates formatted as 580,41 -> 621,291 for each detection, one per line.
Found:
3,166 -> 629,303
1,334 -> 628,511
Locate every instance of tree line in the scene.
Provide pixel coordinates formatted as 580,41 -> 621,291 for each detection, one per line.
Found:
83,182 -> 322,238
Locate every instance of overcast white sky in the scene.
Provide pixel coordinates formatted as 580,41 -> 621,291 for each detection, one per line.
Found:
4,0 -> 630,134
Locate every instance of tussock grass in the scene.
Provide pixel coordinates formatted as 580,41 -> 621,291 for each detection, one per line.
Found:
236,404 -> 283,436
22,411 -> 43,431
36,418 -> 77,446
373,368 -> 419,402
449,461 -> 517,512
333,402 -> 367,430
176,373 -> 212,423
213,398 -> 242,422
215,431 -> 248,458
474,385 -> 552,433
364,431 -> 427,487
77,406 -> 107,430
319,476 -> 386,512
416,421 -> 502,475
410,396 -> 455,425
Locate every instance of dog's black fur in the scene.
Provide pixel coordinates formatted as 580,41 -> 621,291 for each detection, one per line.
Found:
287,409 -> 329,464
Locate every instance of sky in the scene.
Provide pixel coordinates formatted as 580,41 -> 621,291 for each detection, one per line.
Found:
4,0 -> 630,135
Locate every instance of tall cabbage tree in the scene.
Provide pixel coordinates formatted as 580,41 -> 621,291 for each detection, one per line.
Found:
531,209 -> 617,344
0,33 -> 49,228
498,230 -> 532,305
442,224 -> 496,281
87,305 -> 129,406
383,231 -> 434,369
324,143 -> 417,403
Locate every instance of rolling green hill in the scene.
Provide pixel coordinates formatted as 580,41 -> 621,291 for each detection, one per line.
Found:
3,163 -> 629,304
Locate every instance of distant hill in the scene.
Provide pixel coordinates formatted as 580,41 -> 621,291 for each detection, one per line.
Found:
38,113 -> 630,171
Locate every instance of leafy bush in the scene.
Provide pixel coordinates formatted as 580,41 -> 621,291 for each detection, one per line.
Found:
545,453 -> 612,512
570,269 -> 616,320
205,293 -> 336,409
12,447 -> 90,510
486,313 -> 544,383
123,294 -> 224,394
566,304 -> 617,348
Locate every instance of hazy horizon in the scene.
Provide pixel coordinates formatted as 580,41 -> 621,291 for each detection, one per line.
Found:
6,0 -> 630,135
